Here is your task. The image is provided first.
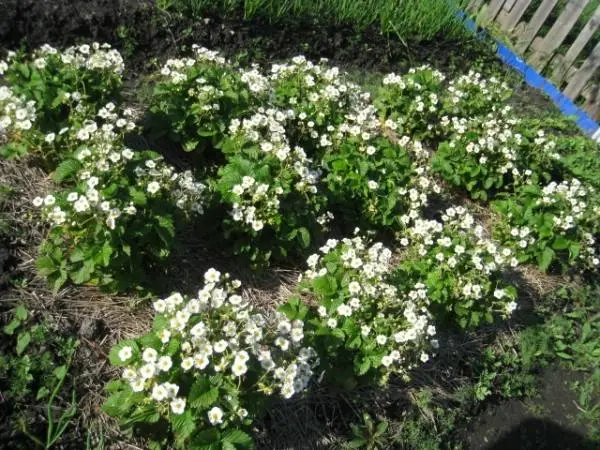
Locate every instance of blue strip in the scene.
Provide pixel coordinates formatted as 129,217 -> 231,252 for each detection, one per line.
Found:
456,9 -> 600,137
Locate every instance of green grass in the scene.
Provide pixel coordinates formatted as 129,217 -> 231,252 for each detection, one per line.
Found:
157,0 -> 471,42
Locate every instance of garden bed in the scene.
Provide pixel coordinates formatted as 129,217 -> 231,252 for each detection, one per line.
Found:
0,2 -> 598,450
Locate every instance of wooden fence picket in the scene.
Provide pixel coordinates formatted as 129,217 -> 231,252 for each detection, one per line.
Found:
496,0 -> 534,30
515,0 -> 559,52
564,39 -> 600,99
528,0 -> 591,71
480,0 -> 508,22
469,0 -> 600,120
551,5 -> 600,84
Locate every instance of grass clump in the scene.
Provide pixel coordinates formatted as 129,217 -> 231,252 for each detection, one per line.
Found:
157,0 -> 470,42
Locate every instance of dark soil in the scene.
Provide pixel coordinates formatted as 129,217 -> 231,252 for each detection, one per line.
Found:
0,0 -> 500,77
466,365 -> 597,450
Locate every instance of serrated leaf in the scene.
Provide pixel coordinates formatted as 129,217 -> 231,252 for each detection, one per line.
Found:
71,260 -> 94,284
53,159 -> 81,183
222,429 -> 253,448
172,410 -> 196,443
103,389 -> 144,417
551,236 -> 569,250
184,139 -> 200,152
37,255 -> 59,277
139,332 -> 162,349
539,247 -> 555,272
192,387 -> 219,409
191,428 -> 220,446
129,187 -> 147,206
189,378 -> 219,408
313,276 -> 337,297
156,215 -> 175,246
121,404 -> 161,428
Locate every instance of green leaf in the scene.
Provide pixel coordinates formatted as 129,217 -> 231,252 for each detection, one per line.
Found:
69,247 -> 86,263
156,215 -> 175,246
357,358 -> 371,376
16,332 -> 32,355
139,332 -> 162,349
194,387 -> 219,409
36,386 -> 50,400
17,63 -> 31,79
278,300 -> 298,320
14,305 -> 28,321
37,255 -> 59,277
100,241 -> 113,266
325,262 -> 338,274
129,187 -> 147,206
556,352 -> 573,360
184,139 -> 200,152
52,271 -> 68,292
346,334 -> 361,350
3,318 -> 22,335
552,236 -> 569,250
189,378 -> 219,408
53,159 -> 81,183
313,276 -> 337,296
222,429 -> 253,448
297,227 -> 310,248
172,410 -> 196,444
568,242 -> 580,260
121,404 -> 161,428
71,261 -> 94,284
53,364 -> 68,381
191,428 -> 220,446
539,247 -> 555,272
103,389 -> 144,417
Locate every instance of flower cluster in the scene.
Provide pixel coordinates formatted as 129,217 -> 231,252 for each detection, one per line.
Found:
32,42 -> 124,74
0,43 -> 124,162
159,45 -> 227,84
107,269 -> 318,445
33,104 -> 208,290
0,86 -> 36,133
284,233 -> 436,382
150,46 -> 255,155
0,85 -> 38,158
396,206 -> 519,328
377,65 -> 446,139
433,111 -> 558,200
494,179 -> 600,271
230,175 -> 280,232
216,105 -> 328,262
377,67 -> 513,143
441,70 -> 511,117
270,55 -> 366,145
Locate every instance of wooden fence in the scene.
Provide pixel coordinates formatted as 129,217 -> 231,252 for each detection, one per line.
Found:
467,0 -> 600,119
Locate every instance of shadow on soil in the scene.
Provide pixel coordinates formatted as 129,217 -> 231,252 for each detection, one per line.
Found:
483,419 -> 597,450
467,365 -> 596,450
